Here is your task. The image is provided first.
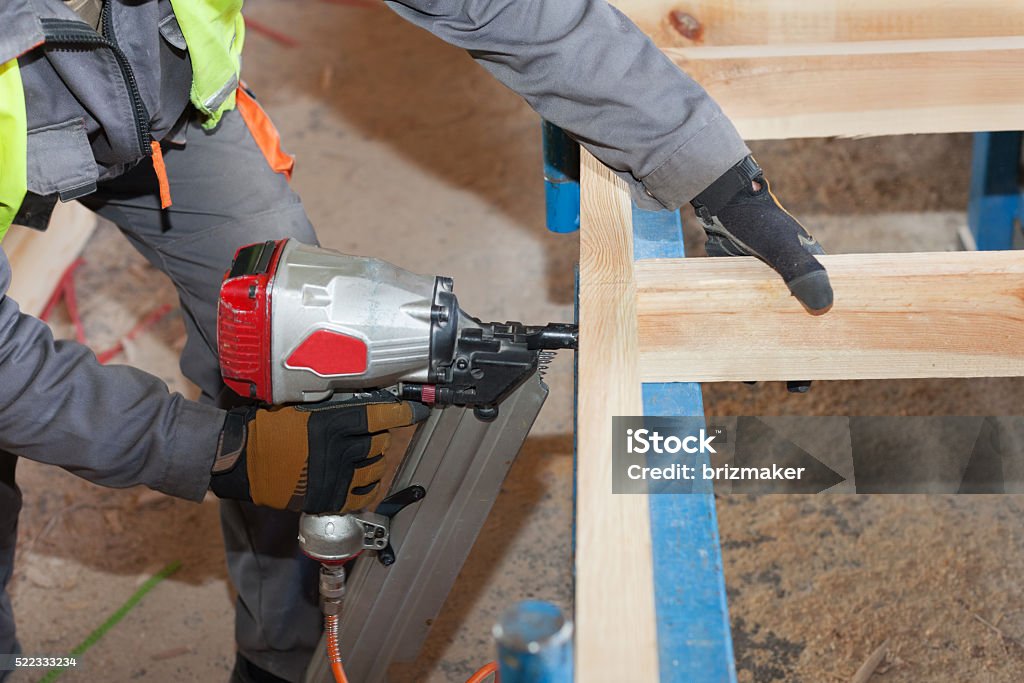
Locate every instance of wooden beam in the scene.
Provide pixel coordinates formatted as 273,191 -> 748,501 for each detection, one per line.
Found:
5,202 -> 96,317
575,152 -> 659,681
635,251 -> 1024,383
666,36 -> 1024,60
670,46 -> 1024,139
579,157 -> 635,285
610,0 -> 1024,48
607,1 -> 1024,138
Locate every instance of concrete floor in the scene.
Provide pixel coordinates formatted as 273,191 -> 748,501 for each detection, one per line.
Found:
7,1 -> 1024,682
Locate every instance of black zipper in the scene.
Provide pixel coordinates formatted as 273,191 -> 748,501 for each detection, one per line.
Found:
40,5 -> 152,157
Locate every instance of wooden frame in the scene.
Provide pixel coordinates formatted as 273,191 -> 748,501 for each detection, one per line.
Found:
574,164 -> 1024,678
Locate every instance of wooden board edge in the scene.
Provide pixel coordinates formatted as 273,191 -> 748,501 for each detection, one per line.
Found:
5,202 -> 97,317
575,153 -> 659,681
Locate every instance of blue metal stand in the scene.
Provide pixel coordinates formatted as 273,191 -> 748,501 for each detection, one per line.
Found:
542,122 -> 580,234
633,207 -> 738,683
967,132 -> 1023,250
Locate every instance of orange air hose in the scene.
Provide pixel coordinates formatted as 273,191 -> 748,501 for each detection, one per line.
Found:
325,611 -> 496,683
465,661 -> 499,683
325,614 -> 349,683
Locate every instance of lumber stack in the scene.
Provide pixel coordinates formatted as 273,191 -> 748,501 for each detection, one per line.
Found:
610,0 -> 1024,138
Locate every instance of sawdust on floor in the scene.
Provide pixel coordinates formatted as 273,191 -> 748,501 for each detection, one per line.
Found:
705,135 -> 1024,682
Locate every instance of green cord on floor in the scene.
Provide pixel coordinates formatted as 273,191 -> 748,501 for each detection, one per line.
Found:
38,560 -> 182,683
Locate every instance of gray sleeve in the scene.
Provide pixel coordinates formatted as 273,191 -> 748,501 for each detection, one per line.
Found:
0,246 -> 224,501
384,0 -> 750,208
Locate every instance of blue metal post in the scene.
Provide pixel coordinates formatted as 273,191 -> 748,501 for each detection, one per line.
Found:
542,122 -> 580,233
967,131 -> 1023,250
633,206 -> 738,683
494,600 -> 573,683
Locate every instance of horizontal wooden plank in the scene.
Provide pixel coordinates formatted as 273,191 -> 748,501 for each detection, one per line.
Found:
611,0 -> 1024,48
635,251 -> 1024,382
5,202 -> 97,317
670,48 -> 1024,138
668,36 -> 1024,60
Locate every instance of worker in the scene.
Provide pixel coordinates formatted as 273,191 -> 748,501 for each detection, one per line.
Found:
0,1 -> 832,681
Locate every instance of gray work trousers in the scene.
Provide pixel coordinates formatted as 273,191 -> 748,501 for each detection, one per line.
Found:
0,109 -> 322,682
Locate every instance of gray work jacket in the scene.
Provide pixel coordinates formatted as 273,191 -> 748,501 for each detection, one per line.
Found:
0,0 -> 749,501
5,0 -> 192,228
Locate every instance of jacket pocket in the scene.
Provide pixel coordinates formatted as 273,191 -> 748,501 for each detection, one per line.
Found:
25,118 -> 98,201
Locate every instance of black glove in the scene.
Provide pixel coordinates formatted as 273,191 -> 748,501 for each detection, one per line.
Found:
692,155 -> 833,315
210,398 -> 428,514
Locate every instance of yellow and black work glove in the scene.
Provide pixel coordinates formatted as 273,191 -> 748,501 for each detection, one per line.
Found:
692,155 -> 833,316
209,399 -> 428,514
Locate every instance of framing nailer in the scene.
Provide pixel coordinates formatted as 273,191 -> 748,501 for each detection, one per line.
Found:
217,239 -> 577,682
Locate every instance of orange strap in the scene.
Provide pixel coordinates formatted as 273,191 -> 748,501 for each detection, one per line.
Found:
150,140 -> 172,209
235,86 -> 295,180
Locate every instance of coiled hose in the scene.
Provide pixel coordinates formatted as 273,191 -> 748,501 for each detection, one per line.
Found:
325,614 -> 349,683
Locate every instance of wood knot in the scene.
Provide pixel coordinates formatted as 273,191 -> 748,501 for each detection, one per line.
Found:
668,10 -> 703,41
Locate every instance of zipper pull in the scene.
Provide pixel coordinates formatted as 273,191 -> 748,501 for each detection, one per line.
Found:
150,141 -> 172,209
